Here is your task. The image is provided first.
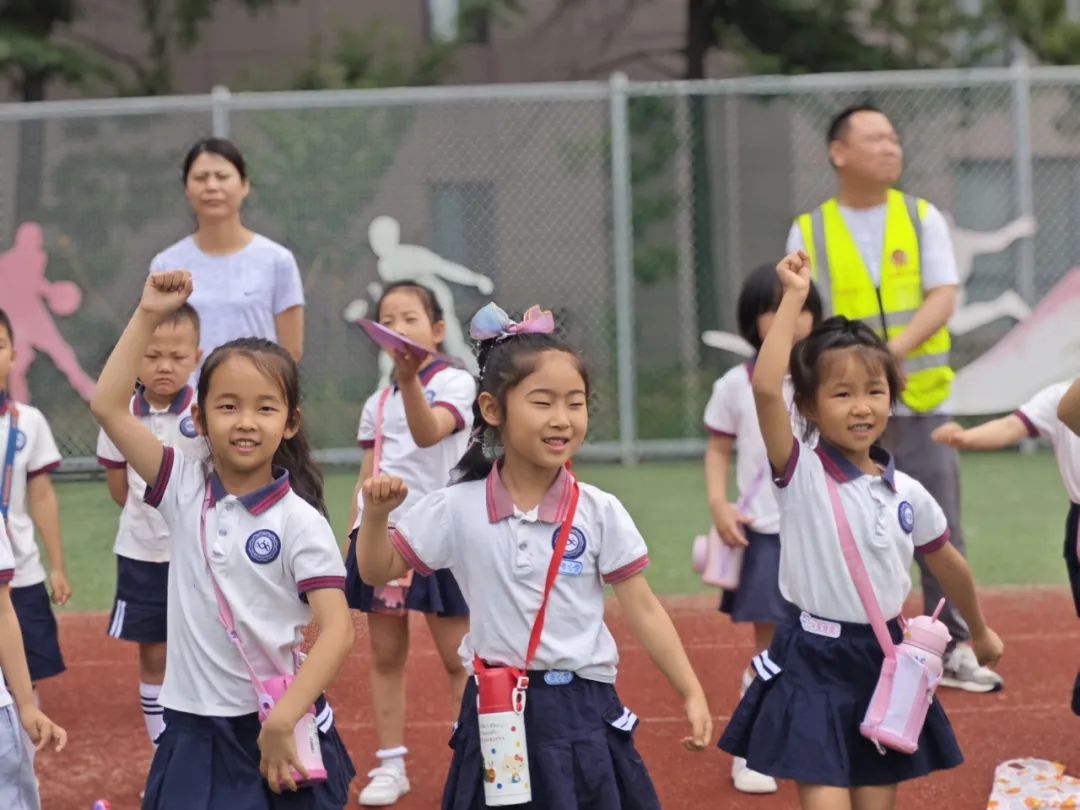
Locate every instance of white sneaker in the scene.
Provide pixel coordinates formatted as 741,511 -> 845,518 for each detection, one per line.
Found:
940,643 -> 1004,693
731,756 -> 778,794
358,767 -> 410,806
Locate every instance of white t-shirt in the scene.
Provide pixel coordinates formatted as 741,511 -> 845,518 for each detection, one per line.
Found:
145,448 -> 346,716
390,466 -> 649,683
1015,381 -> 1080,503
703,363 -> 800,535
0,520 -> 15,709
773,438 -> 949,623
0,397 -> 62,588
95,386 -> 210,562
785,201 -> 958,290
355,362 -> 476,522
149,234 -> 305,361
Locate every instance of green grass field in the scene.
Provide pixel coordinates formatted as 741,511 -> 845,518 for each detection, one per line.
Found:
53,450 -> 1070,612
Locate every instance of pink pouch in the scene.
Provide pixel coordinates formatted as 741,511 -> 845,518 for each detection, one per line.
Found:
258,675 -> 328,786
692,528 -> 743,589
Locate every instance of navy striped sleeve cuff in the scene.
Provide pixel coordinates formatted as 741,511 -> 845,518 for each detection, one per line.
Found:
1014,409 -> 1040,439
143,446 -> 175,507
27,460 -> 61,478
358,439 -> 376,449
432,402 -> 466,432
298,576 -> 346,603
389,527 -> 433,576
602,554 -> 650,584
916,529 -> 951,556
97,455 -> 127,470
0,568 -> 13,585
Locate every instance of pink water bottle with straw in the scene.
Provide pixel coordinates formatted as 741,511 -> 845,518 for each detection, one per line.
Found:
896,597 -> 951,683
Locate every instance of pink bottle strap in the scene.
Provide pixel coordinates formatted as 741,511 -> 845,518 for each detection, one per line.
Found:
824,475 -> 896,661
199,486 -> 275,709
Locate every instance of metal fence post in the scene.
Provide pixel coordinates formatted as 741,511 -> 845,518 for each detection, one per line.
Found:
1010,57 -> 1036,303
211,85 -> 232,138
609,72 -> 639,466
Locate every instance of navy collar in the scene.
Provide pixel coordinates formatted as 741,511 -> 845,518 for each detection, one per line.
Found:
133,385 -> 193,417
392,359 -> 449,392
814,439 -> 897,492
208,468 -> 291,515
0,391 -> 8,416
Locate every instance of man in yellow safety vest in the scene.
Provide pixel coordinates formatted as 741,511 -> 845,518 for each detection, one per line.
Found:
786,105 -> 1003,693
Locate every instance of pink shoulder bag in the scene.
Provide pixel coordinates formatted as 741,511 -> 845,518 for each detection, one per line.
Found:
370,387 -> 414,613
825,475 -> 951,755
199,487 -> 328,785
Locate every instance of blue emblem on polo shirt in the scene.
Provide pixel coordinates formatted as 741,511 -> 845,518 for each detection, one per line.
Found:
552,526 -> 587,560
898,501 -> 915,534
246,530 -> 281,564
13,430 -> 26,452
424,388 -> 436,405
179,416 -> 197,438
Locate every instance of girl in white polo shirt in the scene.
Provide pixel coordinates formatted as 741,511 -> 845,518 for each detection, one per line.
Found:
718,251 -> 1003,809
343,281 -> 475,806
356,302 -> 712,810
704,264 -> 821,794
91,271 -> 355,810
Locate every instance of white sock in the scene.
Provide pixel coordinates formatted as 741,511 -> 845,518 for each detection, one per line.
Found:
376,746 -> 408,775
139,682 -> 166,747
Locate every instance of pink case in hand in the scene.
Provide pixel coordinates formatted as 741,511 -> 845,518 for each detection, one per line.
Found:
692,527 -> 744,589
258,675 -> 328,786
355,319 -> 466,369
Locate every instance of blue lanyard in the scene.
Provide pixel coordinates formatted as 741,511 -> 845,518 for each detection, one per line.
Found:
0,407 -> 18,524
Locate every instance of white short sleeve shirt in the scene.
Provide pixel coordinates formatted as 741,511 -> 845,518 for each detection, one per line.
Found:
0,395 -> 62,588
773,439 -> 949,623
96,386 -> 210,562
356,362 -> 476,520
144,447 -> 346,716
1015,381 -> 1080,502
703,363 -> 798,534
389,466 -> 649,682
0,521 -> 15,709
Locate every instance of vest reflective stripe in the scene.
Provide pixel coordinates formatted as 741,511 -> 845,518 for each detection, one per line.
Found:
796,189 -> 953,412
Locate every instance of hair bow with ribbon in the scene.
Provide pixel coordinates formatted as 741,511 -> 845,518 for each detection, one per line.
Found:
469,303 -> 555,342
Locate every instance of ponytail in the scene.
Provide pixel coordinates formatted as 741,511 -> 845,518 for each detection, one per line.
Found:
274,421 -> 326,516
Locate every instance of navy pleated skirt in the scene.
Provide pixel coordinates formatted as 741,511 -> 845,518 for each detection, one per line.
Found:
443,673 -> 660,809
718,612 -> 963,787
142,697 -> 355,810
344,530 -> 468,616
718,530 -> 797,625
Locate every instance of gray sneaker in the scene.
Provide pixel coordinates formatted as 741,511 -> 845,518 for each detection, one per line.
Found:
940,642 -> 1004,693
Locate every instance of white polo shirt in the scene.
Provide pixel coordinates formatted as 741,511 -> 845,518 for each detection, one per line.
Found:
704,363 -> 801,535
96,386 -> 209,563
389,466 -> 650,683
773,439 -> 949,623
145,447 -> 346,717
0,520 -> 15,710
357,361 -> 476,520
0,394 -> 62,588
1015,381 -> 1080,503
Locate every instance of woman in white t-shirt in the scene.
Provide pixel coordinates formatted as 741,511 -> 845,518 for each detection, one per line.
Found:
149,138 -> 305,364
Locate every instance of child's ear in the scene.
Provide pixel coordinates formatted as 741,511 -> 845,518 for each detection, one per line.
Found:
478,392 -> 501,427
283,408 -> 301,440
432,320 -> 447,345
190,403 -> 206,436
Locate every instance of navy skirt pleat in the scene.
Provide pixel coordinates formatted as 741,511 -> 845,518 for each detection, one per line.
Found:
718,613 -> 963,787
443,675 -> 659,810
718,530 -> 797,625
142,698 -> 355,810
344,530 -> 468,616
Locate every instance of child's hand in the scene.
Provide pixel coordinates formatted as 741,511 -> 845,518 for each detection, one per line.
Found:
776,250 -> 812,294
258,715 -> 307,794
362,475 -> 409,518
48,568 -> 71,606
970,626 -> 1004,668
931,421 -> 966,448
19,705 -> 67,753
390,348 -> 426,383
680,691 -> 713,752
710,501 -> 751,548
141,270 -> 193,316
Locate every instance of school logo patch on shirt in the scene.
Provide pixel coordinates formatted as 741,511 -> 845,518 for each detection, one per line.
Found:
246,530 -> 281,564
552,526 -> 587,560
898,501 -> 915,534
179,416 -> 197,438
12,429 -> 26,452
424,388 -> 436,405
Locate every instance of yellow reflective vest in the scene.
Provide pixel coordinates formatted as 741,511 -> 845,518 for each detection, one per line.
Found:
796,189 -> 953,412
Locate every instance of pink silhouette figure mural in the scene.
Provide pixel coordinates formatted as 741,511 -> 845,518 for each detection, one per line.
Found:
0,223 -> 96,403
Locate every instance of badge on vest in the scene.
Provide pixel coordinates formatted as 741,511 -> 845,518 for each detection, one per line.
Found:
246,530 -> 281,564
179,416 -> 198,438
897,501 -> 915,534
891,248 -> 908,267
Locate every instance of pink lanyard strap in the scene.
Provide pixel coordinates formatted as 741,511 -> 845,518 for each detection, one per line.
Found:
737,462 -> 769,515
372,387 -> 392,475
1,406 -> 18,526
199,485 -> 275,707
824,474 -> 896,660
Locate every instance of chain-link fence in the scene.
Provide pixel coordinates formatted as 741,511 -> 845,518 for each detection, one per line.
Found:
2,65 -> 1078,470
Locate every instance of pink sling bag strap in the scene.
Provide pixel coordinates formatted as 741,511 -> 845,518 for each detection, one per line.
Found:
371,387 -> 413,598
824,474 -> 897,731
